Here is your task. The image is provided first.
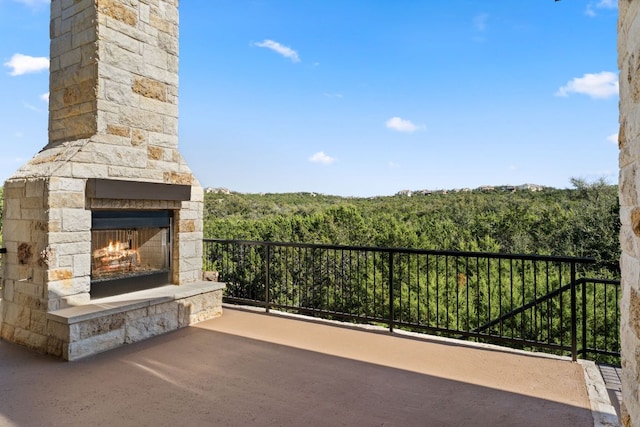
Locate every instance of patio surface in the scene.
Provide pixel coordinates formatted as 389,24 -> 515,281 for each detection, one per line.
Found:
0,306 -> 611,426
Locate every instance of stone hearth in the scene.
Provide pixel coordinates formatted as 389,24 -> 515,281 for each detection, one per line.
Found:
0,0 -> 224,360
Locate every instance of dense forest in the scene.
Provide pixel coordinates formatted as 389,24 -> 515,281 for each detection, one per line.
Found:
204,179 -> 620,278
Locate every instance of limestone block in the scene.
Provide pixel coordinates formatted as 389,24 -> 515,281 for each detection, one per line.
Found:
72,254 -> 92,277
46,318 -> 70,342
106,166 -> 164,181
71,162 -> 110,179
51,0 -> 62,19
163,113 -> 178,135
140,3 -> 150,24
151,159 -> 181,173
125,310 -> 178,343
2,281 -> 15,303
0,322 -> 15,342
149,13 -> 174,35
49,192 -> 85,209
73,313 -> 126,341
163,171 -> 193,185
143,62 -> 178,87
102,43 -> 143,75
59,208 -> 91,233
61,0 -> 93,18
100,25 -> 141,54
4,201 -> 23,220
30,310 -> 48,335
18,282 -> 44,299
12,327 -> 48,353
52,241 -> 91,258
47,276 -> 90,299
123,307 -> 149,321
177,291 -> 223,327
147,146 -> 164,160
2,300 -> 29,327
106,124 -> 130,137
15,292 -> 46,312
4,181 -> 26,198
51,32 -> 73,59
49,231 -> 92,245
158,32 -> 178,55
118,106 -> 164,132
132,76 -> 167,102
67,328 -> 126,361
139,96 -> 178,117
104,79 -> 137,106
142,46 -> 169,73
97,0 -> 137,27
49,177 -> 85,192
130,128 -> 147,145
47,336 -> 64,358
3,221 -> 34,243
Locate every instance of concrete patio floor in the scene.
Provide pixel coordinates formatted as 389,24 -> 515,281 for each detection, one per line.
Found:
0,306 -> 613,426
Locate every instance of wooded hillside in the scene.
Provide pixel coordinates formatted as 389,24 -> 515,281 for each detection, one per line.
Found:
204,179 -> 620,277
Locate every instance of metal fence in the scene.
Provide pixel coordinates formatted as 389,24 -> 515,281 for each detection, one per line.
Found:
203,239 -> 620,363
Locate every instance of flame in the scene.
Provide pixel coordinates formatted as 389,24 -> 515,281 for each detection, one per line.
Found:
107,241 -> 127,254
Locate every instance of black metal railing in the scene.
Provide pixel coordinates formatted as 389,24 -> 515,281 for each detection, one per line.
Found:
203,239 -> 620,363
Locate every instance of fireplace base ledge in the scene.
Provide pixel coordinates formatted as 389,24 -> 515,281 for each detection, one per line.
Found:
46,282 -> 225,361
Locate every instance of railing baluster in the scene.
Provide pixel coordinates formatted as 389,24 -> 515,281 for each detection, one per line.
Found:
204,239 -> 617,362
570,262 -> 577,362
389,250 -> 394,333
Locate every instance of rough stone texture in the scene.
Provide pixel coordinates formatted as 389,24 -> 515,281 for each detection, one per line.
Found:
0,0 -> 213,360
46,283 -> 224,360
620,1 -> 640,425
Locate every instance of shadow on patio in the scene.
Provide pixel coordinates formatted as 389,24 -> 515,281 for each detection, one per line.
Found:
0,307 -> 599,426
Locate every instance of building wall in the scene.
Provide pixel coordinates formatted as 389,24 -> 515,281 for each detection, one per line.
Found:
619,0 -> 640,425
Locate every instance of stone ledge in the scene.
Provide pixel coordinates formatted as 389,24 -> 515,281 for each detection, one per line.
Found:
47,281 -> 225,324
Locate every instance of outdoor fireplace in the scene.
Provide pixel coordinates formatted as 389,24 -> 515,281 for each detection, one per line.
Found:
0,0 -> 225,361
91,211 -> 172,299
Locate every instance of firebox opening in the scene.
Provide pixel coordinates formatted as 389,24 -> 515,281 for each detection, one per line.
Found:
90,210 -> 173,299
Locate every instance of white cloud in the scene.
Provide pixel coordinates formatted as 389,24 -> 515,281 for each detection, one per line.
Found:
388,161 -> 400,168
4,53 -> 49,76
596,0 -> 616,8
323,93 -> 343,99
555,71 -> 619,99
585,0 -> 617,16
23,102 -> 41,112
473,13 -> 489,32
11,0 -> 49,9
309,151 -> 335,165
40,92 -> 49,103
607,132 -> 618,144
254,39 -> 300,63
385,117 -> 424,133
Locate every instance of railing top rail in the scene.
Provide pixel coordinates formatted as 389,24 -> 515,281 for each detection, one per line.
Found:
204,238 -> 596,264
577,277 -> 621,285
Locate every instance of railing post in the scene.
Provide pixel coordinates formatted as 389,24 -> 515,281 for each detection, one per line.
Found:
581,278 -> 587,360
570,262 -> 577,362
389,250 -> 394,333
265,244 -> 271,313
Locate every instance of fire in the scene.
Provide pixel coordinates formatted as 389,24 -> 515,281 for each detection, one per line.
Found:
107,241 -> 127,254
92,240 -> 140,277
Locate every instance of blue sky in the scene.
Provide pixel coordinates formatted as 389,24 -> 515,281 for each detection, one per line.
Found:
0,0 -> 619,197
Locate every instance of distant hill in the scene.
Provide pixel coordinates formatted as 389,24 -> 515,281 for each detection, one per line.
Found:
203,180 -> 619,277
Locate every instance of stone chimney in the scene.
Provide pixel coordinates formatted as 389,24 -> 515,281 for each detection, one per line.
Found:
0,0 -> 223,360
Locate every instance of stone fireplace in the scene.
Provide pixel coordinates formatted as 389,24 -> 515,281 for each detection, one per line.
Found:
0,0 -> 224,360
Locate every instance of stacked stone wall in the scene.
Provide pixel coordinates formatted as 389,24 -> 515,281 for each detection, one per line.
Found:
0,0 -> 209,359
619,0 -> 640,425
0,178 -> 50,351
